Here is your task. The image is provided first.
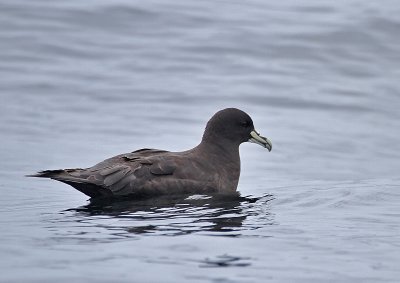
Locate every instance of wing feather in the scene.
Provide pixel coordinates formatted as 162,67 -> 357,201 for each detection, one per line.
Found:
103,165 -> 131,187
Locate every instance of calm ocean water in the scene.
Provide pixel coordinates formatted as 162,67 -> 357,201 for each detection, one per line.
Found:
1,0 -> 400,282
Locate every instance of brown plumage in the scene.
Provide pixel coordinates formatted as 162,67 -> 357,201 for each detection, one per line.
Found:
29,108 -> 272,199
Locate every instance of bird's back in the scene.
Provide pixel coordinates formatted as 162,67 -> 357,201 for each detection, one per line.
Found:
31,148 -> 219,198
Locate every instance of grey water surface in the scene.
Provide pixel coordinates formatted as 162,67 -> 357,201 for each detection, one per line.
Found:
1,0 -> 400,282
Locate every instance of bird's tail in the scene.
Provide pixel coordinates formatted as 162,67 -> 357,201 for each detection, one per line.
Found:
27,169 -> 67,178
27,169 -> 112,199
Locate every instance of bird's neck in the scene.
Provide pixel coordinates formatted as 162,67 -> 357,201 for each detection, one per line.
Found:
196,139 -> 241,164
194,139 -> 241,193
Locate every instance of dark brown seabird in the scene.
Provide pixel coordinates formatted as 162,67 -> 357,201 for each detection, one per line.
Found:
29,108 -> 272,199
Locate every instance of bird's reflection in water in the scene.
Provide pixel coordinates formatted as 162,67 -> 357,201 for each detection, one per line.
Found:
69,193 -> 274,237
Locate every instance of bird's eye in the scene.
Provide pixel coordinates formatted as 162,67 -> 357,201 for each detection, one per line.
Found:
241,121 -> 250,128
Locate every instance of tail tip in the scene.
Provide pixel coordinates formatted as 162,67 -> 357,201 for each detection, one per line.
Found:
26,169 -> 64,178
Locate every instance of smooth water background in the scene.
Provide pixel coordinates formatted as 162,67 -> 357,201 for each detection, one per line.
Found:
1,0 -> 400,282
